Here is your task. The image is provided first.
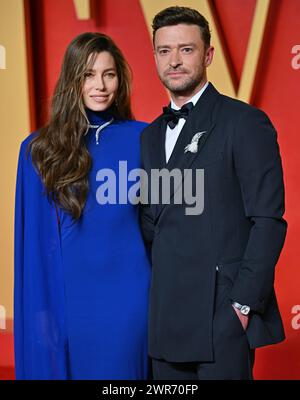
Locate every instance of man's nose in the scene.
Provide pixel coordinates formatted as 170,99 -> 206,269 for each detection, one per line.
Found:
169,49 -> 182,68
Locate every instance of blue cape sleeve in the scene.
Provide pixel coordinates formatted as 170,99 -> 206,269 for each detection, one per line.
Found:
14,135 -> 68,379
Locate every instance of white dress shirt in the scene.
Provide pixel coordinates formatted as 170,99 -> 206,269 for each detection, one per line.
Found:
165,81 -> 209,163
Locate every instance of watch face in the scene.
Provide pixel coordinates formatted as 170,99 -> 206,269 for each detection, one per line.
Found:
241,305 -> 250,315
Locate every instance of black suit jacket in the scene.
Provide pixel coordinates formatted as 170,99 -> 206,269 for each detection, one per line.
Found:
140,83 -> 287,362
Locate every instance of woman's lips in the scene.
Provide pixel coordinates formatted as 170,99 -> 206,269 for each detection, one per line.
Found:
90,95 -> 109,102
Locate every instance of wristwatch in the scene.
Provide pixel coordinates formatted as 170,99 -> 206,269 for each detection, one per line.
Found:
232,301 -> 251,316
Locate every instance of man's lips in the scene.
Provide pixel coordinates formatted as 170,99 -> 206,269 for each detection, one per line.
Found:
166,71 -> 187,77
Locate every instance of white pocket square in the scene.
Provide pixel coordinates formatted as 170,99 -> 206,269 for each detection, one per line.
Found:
184,131 -> 207,154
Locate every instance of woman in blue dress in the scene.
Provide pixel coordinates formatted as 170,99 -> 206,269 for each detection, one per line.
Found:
14,32 -> 151,380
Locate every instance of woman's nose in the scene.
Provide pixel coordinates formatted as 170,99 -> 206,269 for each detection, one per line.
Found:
95,75 -> 105,91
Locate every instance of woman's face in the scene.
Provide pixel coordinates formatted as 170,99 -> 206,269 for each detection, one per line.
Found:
82,51 -> 119,112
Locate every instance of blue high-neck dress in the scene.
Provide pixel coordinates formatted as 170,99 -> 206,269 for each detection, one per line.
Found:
14,110 -> 151,379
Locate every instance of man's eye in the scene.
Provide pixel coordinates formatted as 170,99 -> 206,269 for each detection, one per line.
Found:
182,48 -> 193,53
159,49 -> 169,55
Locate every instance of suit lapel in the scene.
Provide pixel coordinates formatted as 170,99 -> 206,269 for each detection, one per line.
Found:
153,83 -> 221,221
148,117 -> 167,170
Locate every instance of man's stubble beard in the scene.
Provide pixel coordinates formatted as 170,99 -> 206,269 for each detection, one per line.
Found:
160,67 -> 205,97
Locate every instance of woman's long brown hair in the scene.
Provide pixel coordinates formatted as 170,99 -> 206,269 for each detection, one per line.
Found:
30,32 -> 133,220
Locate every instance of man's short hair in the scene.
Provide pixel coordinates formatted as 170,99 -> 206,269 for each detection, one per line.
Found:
152,6 -> 211,48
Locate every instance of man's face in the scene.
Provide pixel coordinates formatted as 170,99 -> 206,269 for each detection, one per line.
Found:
154,24 -> 214,96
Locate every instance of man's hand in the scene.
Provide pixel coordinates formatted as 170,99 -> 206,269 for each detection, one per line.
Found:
232,305 -> 249,330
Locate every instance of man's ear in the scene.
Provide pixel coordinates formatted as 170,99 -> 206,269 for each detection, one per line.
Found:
205,46 -> 214,67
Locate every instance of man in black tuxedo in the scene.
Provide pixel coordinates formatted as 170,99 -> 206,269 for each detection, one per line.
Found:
140,6 -> 287,380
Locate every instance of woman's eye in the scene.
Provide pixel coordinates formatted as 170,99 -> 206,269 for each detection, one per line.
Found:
84,72 -> 93,78
105,73 -> 116,78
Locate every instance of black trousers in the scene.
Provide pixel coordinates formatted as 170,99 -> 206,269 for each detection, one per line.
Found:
152,273 -> 255,380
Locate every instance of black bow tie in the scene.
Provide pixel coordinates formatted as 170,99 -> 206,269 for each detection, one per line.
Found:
162,102 -> 194,129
